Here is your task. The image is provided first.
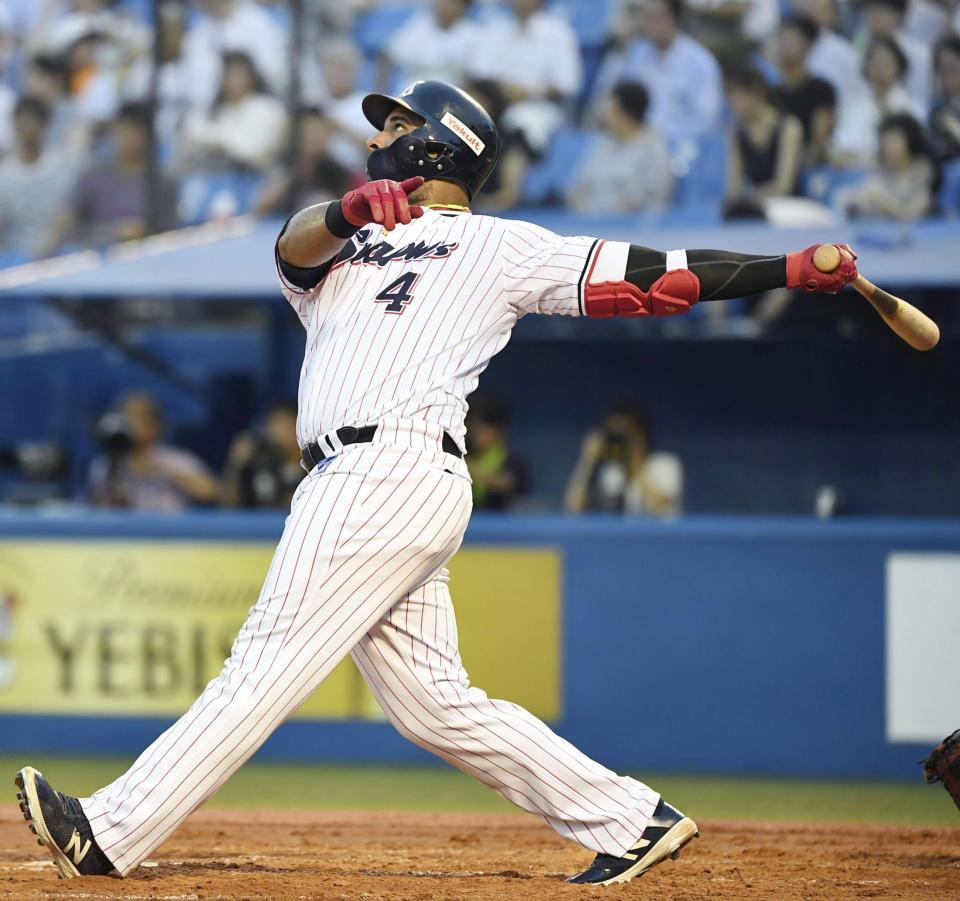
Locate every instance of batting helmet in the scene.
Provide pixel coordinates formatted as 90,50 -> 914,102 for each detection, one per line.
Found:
362,80 -> 499,199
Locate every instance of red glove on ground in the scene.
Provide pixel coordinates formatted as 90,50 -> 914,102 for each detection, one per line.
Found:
786,243 -> 858,293
341,177 -> 425,231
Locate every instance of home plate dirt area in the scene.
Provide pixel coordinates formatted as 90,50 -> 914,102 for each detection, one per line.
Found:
1,808 -> 959,899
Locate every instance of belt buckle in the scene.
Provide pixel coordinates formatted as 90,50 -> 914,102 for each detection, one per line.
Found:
338,425 -> 359,444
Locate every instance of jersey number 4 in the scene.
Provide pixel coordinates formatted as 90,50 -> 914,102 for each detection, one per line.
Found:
375,271 -> 420,315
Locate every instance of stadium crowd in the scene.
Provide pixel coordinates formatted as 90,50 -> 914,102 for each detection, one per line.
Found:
0,0 -> 959,265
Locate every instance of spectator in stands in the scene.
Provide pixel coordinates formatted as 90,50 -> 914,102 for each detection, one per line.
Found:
87,391 -> 219,511
380,0 -> 477,89
21,54 -> 80,152
0,97 -> 76,261
465,392 -> 529,512
311,40 -> 371,176
54,102 -> 179,250
837,113 -> 937,219
565,407 -> 683,516
181,50 -> 289,172
125,0 -> 191,157
799,0 -> 862,105
684,0 -> 779,64
907,0 -> 955,44
181,0 -> 288,111
833,36 -> 921,165
464,0 -> 582,208
566,80 -> 671,213
254,106 -> 354,216
61,27 -> 121,137
930,33 -> 960,161
221,402 -> 304,509
726,66 -> 804,202
856,0 -> 932,112
771,15 -> 837,166
594,0 -> 723,144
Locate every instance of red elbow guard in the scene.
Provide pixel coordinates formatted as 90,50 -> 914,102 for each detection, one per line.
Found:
584,268 -> 700,318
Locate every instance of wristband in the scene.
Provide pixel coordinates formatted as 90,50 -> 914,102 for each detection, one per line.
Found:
324,200 -> 361,239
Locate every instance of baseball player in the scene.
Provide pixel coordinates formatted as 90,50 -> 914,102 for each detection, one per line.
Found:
15,80 -> 858,887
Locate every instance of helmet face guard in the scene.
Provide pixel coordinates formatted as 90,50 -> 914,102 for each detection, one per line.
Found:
362,80 -> 500,199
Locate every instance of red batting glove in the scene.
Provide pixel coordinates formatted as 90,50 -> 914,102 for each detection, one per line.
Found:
341,177 -> 425,232
786,243 -> 858,293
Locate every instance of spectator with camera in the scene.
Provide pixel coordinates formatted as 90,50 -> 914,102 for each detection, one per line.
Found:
565,408 -> 683,516
221,402 -> 304,510
87,392 -> 219,511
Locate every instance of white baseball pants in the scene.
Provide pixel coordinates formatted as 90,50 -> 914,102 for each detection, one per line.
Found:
80,438 -> 659,875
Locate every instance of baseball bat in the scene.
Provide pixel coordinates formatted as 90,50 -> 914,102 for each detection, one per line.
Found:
813,244 -> 940,352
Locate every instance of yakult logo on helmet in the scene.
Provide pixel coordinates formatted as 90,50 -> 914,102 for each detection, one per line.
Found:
440,112 -> 485,156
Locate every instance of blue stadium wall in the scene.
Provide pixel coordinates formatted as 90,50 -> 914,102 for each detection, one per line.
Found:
0,511 -> 956,780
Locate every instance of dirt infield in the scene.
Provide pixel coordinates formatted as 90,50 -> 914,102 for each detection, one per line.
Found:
1,806 -> 958,899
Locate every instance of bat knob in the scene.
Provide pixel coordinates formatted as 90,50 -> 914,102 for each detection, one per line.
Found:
813,244 -> 842,273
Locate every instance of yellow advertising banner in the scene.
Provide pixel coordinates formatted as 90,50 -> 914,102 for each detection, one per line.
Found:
0,541 -> 561,720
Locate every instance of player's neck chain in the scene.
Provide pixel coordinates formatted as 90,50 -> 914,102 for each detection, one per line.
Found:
424,204 -> 471,213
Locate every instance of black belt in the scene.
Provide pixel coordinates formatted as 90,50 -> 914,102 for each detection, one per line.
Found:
301,425 -> 463,472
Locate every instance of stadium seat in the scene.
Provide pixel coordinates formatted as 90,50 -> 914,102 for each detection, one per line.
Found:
178,171 -> 265,226
937,159 -> 960,217
670,133 -> 727,214
802,166 -> 871,205
521,127 -> 594,206
547,0 -> 615,50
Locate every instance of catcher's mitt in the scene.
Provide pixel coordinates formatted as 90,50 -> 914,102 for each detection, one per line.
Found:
921,729 -> 960,812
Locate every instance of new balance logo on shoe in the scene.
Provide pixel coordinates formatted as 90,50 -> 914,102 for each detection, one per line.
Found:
64,829 -> 91,865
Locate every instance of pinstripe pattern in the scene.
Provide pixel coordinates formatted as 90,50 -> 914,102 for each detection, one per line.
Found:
80,445 -> 472,874
279,209 -> 598,451
74,210 -> 659,877
352,576 -> 659,857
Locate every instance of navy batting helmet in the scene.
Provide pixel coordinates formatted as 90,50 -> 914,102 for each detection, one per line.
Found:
362,80 -> 499,199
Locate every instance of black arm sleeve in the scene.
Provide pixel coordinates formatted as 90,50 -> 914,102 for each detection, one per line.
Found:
625,245 -> 787,302
274,215 -> 335,292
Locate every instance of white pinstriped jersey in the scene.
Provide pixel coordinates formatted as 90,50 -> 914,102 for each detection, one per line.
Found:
277,208 -> 601,449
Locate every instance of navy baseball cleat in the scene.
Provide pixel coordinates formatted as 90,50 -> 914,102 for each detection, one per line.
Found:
567,798 -> 699,885
15,766 -> 114,879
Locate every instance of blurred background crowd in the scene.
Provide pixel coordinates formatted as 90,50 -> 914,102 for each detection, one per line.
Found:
1,0 -> 960,262
0,0 -> 955,517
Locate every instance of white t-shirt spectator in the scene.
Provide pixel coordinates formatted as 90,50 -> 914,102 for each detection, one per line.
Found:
833,82 -> 921,163
385,10 -> 478,85
467,9 -> 583,101
808,29 -> 864,105
853,27 -> 932,113
0,82 -> 13,157
323,91 -> 373,172
595,35 -> 723,143
182,1 -> 288,111
183,94 -> 289,170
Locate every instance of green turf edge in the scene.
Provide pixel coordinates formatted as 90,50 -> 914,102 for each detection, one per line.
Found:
2,756 -> 957,827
